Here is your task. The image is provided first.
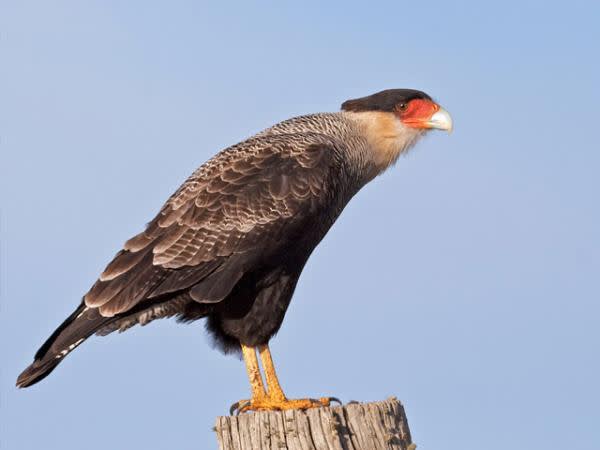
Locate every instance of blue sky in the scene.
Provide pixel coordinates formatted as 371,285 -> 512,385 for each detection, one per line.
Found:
2,1 -> 599,449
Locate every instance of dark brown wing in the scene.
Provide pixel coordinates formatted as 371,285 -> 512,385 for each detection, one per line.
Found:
84,133 -> 345,317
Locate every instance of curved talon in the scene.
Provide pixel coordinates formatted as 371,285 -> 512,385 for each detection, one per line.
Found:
229,399 -> 251,416
328,397 -> 342,406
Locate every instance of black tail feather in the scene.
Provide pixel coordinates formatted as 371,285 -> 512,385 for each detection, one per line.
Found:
16,303 -> 111,388
16,355 -> 63,388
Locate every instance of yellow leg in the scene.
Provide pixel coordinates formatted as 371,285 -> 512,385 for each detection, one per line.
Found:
241,344 -> 266,400
231,343 -> 338,414
258,344 -> 286,401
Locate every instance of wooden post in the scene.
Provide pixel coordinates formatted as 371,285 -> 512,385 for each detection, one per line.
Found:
215,397 -> 415,450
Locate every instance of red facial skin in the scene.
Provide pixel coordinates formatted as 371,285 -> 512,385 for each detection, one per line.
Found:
396,99 -> 440,129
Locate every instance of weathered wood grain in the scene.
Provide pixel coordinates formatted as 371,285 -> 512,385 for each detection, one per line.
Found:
215,397 -> 414,450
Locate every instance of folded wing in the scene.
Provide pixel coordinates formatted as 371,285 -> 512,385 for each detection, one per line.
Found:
84,133 -> 343,317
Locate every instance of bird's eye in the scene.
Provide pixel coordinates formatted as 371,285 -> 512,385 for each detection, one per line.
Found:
397,102 -> 408,112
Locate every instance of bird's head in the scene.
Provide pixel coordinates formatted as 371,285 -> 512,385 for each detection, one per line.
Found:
342,89 -> 452,173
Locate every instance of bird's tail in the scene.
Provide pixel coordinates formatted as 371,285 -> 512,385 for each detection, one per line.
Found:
16,303 -> 111,388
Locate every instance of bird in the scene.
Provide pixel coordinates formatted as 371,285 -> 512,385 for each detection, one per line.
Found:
17,88 -> 452,413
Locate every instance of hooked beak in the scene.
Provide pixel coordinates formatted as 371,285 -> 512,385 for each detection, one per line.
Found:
426,107 -> 453,132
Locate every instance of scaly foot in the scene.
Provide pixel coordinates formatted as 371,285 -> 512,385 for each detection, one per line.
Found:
230,396 -> 340,415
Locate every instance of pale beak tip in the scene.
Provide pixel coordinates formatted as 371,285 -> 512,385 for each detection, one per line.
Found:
428,107 -> 453,133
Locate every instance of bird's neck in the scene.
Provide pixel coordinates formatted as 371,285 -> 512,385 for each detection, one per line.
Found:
255,111 -> 423,182
344,111 -> 424,176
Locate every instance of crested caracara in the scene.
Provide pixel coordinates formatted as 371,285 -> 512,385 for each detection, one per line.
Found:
17,89 -> 452,412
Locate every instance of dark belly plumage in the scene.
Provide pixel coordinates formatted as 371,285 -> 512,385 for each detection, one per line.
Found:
204,266 -> 300,352
200,230 -> 317,353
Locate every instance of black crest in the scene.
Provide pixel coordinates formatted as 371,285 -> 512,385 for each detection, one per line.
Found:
341,89 -> 432,113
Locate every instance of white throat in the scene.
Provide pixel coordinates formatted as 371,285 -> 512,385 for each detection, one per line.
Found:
346,111 -> 424,174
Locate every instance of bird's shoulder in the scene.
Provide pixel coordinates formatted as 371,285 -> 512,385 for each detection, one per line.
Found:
161,129 -> 349,223
117,130 -> 350,267
85,124 -> 354,316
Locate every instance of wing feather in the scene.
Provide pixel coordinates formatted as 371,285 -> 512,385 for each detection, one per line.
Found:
83,133 -> 345,318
